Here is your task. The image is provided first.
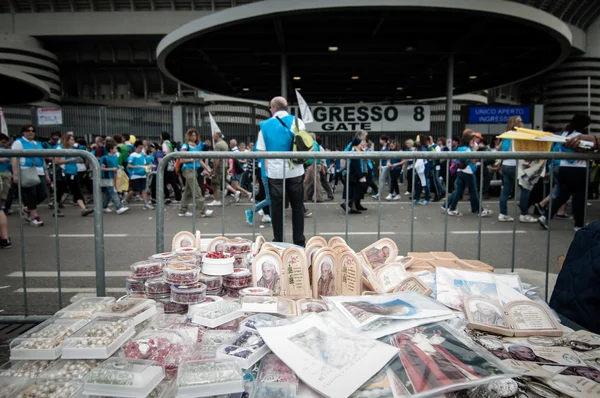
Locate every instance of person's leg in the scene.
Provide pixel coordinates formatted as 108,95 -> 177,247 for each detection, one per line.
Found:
569,168 -> 587,228
406,169 -> 413,194
140,178 -> 150,206
414,175 -> 423,200
171,171 -> 182,201
320,170 -> 334,198
149,174 -> 157,200
518,186 -> 532,216
268,178 -> 284,242
67,176 -> 86,211
192,172 -> 207,214
547,169 -> 573,220
22,186 -> 38,218
449,174 -> 466,211
466,173 -> 480,213
103,188 -> 110,209
0,207 -> 9,244
499,165 -> 515,216
255,176 -> 271,213
180,170 -> 193,212
390,170 -> 400,195
287,175 -> 306,247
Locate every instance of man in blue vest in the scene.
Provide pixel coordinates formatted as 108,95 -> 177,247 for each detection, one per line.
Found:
256,96 -> 306,246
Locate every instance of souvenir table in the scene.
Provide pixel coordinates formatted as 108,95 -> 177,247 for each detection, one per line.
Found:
1,232 -> 597,398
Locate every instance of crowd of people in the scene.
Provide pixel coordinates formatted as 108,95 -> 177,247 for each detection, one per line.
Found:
0,99 -> 599,250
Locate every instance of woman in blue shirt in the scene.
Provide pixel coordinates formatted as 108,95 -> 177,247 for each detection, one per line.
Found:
444,133 -> 493,217
54,134 -> 93,217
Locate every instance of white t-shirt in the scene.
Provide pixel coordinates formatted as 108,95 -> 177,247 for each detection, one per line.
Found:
458,147 -> 474,174
11,138 -> 45,175
560,132 -> 587,168
256,110 -> 305,179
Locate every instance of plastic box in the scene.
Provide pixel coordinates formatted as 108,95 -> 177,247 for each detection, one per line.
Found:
83,358 -> 164,398
10,318 -> 88,360
202,253 -> 235,276
145,277 -> 171,299
155,299 -> 188,315
253,382 -> 297,398
55,297 -> 116,319
241,296 -> 278,313
224,238 -> 252,254
215,330 -> 269,369
0,377 -> 30,397
164,263 -> 200,285
130,260 -> 164,279
190,302 -> 244,328
176,359 -> 244,398
238,287 -> 273,298
149,252 -> 178,262
92,298 -> 157,325
223,268 -> 252,289
170,283 -> 207,305
258,354 -> 299,384
198,274 -> 222,291
174,255 -> 200,266
62,318 -> 135,359
38,359 -> 103,380
126,276 -> 146,295
12,379 -> 82,398
0,360 -> 53,378
175,247 -> 198,255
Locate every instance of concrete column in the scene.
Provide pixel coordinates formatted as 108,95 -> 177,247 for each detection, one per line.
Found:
281,54 -> 288,99
445,54 -> 454,146
172,105 -> 184,143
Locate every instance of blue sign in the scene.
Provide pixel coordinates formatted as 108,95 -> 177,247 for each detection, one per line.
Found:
469,106 -> 531,124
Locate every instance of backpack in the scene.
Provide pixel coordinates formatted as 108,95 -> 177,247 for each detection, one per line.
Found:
276,116 -> 314,165
233,158 -> 244,174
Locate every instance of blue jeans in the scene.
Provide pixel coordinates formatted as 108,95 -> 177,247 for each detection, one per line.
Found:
414,173 -> 430,201
103,186 -> 122,210
499,165 -> 531,216
254,176 -> 270,213
448,172 -> 479,212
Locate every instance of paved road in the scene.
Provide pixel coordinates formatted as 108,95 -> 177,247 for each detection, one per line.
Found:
1,193 -> 598,316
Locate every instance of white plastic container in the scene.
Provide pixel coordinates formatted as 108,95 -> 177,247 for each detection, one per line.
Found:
92,298 -> 157,325
215,330 -> 269,369
38,359 -> 103,380
201,253 -> 235,276
176,359 -> 244,398
62,318 -> 135,359
83,358 -> 164,398
10,318 -> 88,360
0,360 -> 53,378
190,302 -> 244,328
55,297 -> 115,319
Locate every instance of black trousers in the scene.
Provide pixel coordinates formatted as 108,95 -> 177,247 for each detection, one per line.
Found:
547,166 -> 587,228
269,175 -> 305,247
256,175 -> 270,216
164,170 -> 182,201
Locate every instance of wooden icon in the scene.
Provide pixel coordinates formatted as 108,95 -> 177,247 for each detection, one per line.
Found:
207,236 -> 228,252
359,238 -> 398,271
312,249 -> 339,298
281,247 -> 311,299
172,231 -> 196,251
252,251 -> 284,296
306,236 -> 327,247
336,250 -> 363,296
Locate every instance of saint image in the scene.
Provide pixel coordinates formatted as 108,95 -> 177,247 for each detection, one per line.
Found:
470,301 -> 506,327
318,260 -> 336,297
257,261 -> 281,295
365,246 -> 391,269
507,345 -> 556,364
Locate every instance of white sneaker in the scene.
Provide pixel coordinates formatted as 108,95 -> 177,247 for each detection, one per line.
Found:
519,214 -> 538,223
479,209 -> 493,217
234,191 -> 241,203
372,194 -> 379,199
262,215 -> 272,223
404,192 -> 411,196
207,200 -> 222,207
385,194 -> 393,200
393,194 -> 401,201
31,218 -> 44,227
258,209 -> 265,216
116,207 -> 129,215
498,214 -> 513,222
448,209 -> 463,217
103,208 -> 113,213
178,211 -> 193,217
202,209 -> 213,217
143,203 -> 154,210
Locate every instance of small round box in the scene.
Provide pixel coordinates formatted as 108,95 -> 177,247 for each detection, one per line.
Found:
225,287 -> 243,298
173,255 -> 199,267
198,274 -> 223,291
129,260 -> 163,279
202,252 -> 235,276
224,238 -> 252,254
156,299 -> 188,314
125,276 -> 146,294
144,277 -> 171,299
223,268 -> 252,289
149,252 -> 177,261
175,247 -> 198,255
232,253 -> 250,268
170,283 -> 207,304
164,262 -> 200,285
239,287 -> 273,297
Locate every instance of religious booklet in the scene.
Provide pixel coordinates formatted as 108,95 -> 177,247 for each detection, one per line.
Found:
256,313 -> 398,398
491,339 -> 586,366
322,291 -> 454,330
384,322 -> 516,398
464,296 -> 563,337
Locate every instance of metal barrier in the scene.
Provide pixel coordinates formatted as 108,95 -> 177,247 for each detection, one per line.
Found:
155,150 -> 600,301
0,149 -> 105,323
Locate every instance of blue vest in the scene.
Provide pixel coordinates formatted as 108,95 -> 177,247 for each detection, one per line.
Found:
181,143 -> 203,170
19,138 -> 45,169
259,115 -> 295,152
127,152 -> 147,177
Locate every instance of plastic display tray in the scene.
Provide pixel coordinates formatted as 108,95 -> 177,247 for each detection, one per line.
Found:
176,359 -> 244,398
83,358 -> 164,398
10,318 -> 88,360
55,297 -> 116,319
190,302 -> 244,328
62,318 -> 135,359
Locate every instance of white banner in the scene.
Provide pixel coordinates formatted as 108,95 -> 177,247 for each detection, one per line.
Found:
0,108 -> 8,135
295,90 -> 314,123
289,104 -> 430,132
37,107 -> 63,125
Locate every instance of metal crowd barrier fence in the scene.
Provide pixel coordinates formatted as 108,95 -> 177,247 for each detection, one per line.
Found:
155,150 -> 600,302
0,149 -> 105,323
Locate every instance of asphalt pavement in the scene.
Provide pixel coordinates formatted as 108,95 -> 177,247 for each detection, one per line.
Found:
1,191 -> 598,316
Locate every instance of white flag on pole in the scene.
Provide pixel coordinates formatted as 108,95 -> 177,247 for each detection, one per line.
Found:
0,108 -> 8,136
295,90 -> 314,124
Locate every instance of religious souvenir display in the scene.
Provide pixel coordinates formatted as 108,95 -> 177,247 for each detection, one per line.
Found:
359,238 -> 398,272
277,298 -> 298,317
13,379 -> 82,398
253,235 -> 266,256
171,231 -> 196,251
306,236 -> 327,247
257,313 -> 398,398
328,236 -> 346,247
305,242 -> 325,266
252,251 -> 284,296
144,277 -> 171,299
55,297 -> 116,319
281,247 -> 311,299
394,276 -> 433,296
350,367 -> 394,398
190,301 -> 244,328
296,299 -> 329,315
373,263 -> 409,294
223,268 -> 252,289
257,354 -> 298,387
492,340 -> 585,366
195,230 -> 201,249
149,252 -> 178,262
0,360 -> 53,378
92,298 -> 157,325
83,358 -> 164,397
38,359 -> 103,380
126,275 -> 146,295
156,299 -> 188,315
176,359 -> 244,398
224,237 -> 252,254
324,291 -> 454,330
216,329 -> 270,369
172,254 -> 199,267
312,248 -> 339,298
202,252 -> 235,276
544,374 -> 600,398
163,262 -> 200,285
239,287 -> 273,298
386,322 -> 513,398
62,318 -> 135,359
198,274 -> 223,294
241,296 -> 279,314
207,236 -> 228,253
130,260 -> 164,279
337,249 -> 363,296
170,282 -> 207,304
464,297 -> 563,337
175,246 -> 198,255
0,378 -> 29,397
10,318 -> 88,360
